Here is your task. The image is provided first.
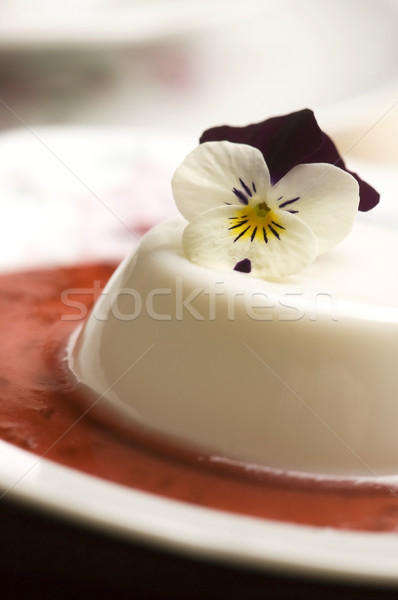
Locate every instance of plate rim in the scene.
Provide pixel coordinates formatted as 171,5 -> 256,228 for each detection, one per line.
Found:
3,438 -> 398,587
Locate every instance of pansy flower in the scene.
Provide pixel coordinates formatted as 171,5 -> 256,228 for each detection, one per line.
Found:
171,110 -> 378,279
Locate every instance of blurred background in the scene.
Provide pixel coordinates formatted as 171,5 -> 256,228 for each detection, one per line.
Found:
0,0 -> 397,268
0,0 -> 397,138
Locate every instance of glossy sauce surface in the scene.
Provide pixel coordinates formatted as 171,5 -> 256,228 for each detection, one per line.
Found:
1,264 -> 398,532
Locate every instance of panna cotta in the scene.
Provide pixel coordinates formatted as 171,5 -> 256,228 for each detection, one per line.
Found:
69,215 -> 398,478
69,109 -> 392,479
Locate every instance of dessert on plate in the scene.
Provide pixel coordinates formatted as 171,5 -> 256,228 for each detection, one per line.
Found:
68,109 -> 395,479
3,109 -> 398,532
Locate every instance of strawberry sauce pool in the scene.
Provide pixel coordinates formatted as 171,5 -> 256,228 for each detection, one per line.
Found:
1,263 -> 398,532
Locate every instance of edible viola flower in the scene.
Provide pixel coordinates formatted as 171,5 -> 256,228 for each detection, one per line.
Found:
172,140 -> 360,279
200,109 -> 379,212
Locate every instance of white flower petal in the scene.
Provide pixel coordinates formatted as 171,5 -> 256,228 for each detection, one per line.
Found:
172,141 -> 271,221
271,163 -> 359,254
183,205 -> 317,278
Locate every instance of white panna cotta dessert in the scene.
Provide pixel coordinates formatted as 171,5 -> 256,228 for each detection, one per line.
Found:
69,111 -> 394,478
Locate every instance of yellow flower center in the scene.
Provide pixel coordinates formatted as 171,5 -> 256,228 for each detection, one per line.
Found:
228,203 -> 285,244
254,201 -> 270,218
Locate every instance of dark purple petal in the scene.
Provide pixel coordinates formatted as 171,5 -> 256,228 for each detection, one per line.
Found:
201,109 -> 321,184
308,132 -> 380,212
200,109 -> 379,212
349,174 -> 380,212
234,258 -> 251,273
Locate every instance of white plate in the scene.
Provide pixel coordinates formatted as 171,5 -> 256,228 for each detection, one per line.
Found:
1,125 -> 398,587
0,126 -> 185,271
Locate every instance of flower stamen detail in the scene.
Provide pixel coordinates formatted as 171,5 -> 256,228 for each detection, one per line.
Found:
255,202 -> 270,218
229,204 -> 286,245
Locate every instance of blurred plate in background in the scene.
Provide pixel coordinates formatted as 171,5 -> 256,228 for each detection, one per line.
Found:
0,0 -> 396,137
0,0 -> 267,49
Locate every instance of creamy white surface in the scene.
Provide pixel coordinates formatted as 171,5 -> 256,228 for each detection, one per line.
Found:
69,217 -> 398,476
